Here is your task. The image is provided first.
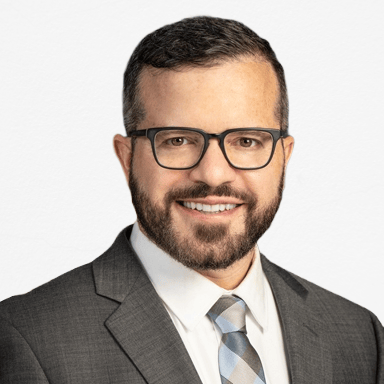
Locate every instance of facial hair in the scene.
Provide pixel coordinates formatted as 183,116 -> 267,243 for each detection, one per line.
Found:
129,164 -> 285,271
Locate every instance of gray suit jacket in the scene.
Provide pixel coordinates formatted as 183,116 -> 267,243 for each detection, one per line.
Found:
1,225 -> 383,383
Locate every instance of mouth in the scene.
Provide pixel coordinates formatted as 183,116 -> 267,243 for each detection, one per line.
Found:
177,201 -> 242,214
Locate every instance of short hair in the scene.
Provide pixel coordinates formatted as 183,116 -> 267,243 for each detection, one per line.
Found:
123,16 -> 288,134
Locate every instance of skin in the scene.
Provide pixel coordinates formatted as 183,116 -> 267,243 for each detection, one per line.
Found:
114,58 -> 294,290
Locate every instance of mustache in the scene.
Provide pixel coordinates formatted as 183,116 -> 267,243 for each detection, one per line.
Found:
165,183 -> 257,205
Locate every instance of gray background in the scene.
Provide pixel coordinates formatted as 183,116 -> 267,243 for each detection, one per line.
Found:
1,0 -> 383,320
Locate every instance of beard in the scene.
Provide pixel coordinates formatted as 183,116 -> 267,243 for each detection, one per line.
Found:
129,163 -> 284,271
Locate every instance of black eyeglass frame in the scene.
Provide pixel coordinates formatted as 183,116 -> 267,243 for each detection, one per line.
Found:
128,127 -> 290,170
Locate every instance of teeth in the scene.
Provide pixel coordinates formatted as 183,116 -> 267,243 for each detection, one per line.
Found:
203,204 -> 211,212
182,201 -> 238,213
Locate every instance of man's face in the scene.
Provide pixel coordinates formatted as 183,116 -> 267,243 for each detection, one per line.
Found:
116,59 -> 294,271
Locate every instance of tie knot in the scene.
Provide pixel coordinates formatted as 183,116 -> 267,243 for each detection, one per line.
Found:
207,295 -> 247,334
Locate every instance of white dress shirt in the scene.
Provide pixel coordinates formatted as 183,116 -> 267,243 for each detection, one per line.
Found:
130,222 -> 290,384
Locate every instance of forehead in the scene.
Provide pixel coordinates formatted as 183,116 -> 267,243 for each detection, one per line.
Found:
138,59 -> 280,131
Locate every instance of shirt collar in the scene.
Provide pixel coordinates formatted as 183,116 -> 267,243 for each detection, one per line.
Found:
232,246 -> 267,330
130,222 -> 268,331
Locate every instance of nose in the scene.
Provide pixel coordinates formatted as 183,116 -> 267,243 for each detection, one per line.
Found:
189,139 -> 237,187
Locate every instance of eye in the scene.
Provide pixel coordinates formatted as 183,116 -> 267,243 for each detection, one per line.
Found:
166,137 -> 189,146
236,137 -> 263,148
239,138 -> 257,147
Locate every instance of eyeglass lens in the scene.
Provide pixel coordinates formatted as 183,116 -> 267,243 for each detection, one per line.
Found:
154,129 -> 274,169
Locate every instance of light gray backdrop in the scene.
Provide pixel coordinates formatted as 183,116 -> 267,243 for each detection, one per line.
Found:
1,0 -> 383,320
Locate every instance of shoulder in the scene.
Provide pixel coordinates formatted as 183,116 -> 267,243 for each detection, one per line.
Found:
293,268 -> 377,321
0,258 -> 123,378
294,270 -> 384,346
262,255 -> 384,379
0,225 -> 140,341
0,226 -> 136,324
0,226 -> 145,382
0,262 -> 105,326
261,254 -> 383,330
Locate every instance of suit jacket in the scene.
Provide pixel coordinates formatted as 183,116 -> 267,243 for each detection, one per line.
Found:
0,225 -> 383,383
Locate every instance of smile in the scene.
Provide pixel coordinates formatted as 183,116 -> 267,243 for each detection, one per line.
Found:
180,201 -> 240,214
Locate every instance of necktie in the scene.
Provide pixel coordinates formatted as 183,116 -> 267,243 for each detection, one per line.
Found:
207,295 -> 266,384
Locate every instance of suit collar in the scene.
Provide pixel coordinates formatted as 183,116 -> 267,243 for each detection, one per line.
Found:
93,226 -> 202,384
93,226 -> 140,303
93,227 -> 333,384
261,255 -> 333,384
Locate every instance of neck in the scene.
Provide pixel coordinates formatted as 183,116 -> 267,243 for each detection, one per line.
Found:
196,249 -> 255,290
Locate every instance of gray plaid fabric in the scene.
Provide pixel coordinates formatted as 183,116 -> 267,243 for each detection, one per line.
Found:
207,295 -> 266,384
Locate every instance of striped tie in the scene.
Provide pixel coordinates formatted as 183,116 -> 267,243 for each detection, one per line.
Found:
207,295 -> 266,384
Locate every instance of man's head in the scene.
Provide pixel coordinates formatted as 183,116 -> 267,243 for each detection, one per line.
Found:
114,16 -> 294,272
122,16 -> 288,135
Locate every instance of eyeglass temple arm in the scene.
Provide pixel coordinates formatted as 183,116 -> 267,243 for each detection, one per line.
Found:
281,129 -> 289,138
127,130 -> 148,137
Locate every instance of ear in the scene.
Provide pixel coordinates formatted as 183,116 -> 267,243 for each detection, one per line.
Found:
113,134 -> 133,182
282,135 -> 294,169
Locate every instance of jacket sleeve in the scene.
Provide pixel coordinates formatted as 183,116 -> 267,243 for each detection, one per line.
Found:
0,316 -> 49,383
371,311 -> 384,383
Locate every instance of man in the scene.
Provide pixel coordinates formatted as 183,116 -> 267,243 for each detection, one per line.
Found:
0,15 -> 383,384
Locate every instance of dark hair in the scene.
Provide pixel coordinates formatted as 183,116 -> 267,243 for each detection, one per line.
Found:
123,16 -> 288,134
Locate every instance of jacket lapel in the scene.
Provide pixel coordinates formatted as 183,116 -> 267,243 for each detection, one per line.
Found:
261,256 -> 333,384
92,226 -> 333,383
92,226 -> 202,384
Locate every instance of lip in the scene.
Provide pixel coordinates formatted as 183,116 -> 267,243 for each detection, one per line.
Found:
174,200 -> 243,221
177,197 -> 244,205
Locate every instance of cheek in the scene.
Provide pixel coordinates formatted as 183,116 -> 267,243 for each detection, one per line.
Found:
133,150 -> 186,203
244,173 -> 273,199
242,160 -> 284,203
132,142 -> 163,196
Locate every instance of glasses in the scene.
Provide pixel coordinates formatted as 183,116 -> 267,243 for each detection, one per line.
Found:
128,127 -> 289,170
